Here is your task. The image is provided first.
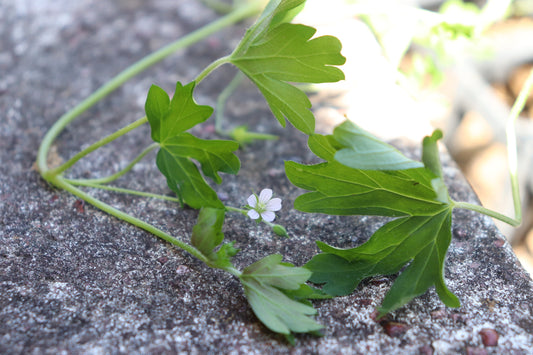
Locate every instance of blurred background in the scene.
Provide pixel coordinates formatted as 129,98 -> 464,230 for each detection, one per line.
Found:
292,0 -> 533,273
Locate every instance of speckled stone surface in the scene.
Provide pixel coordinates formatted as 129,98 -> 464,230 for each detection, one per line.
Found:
1,1 -> 533,353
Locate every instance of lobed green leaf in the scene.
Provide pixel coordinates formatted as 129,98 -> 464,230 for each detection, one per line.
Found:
146,82 -> 213,143
156,148 -> 223,209
230,0 -> 345,134
291,123 -> 460,315
146,82 -> 240,209
163,133 -> 240,184
240,254 -> 323,335
306,208 -> 460,315
286,160 -> 444,217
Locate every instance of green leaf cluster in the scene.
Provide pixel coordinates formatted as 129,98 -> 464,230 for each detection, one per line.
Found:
286,120 -> 461,316
240,254 -> 324,337
145,81 -> 240,209
142,0 -> 348,339
229,0 -> 346,134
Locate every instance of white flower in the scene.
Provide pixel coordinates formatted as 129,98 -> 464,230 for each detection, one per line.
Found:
246,188 -> 282,222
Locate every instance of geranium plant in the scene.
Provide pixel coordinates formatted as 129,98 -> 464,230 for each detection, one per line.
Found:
37,0 -> 531,342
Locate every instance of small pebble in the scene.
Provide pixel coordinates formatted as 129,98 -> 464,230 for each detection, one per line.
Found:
493,238 -> 505,247
357,298 -> 372,306
382,321 -> 409,337
430,308 -> 446,320
466,346 -> 487,355
369,277 -> 390,285
73,199 -> 84,213
479,328 -> 498,346
418,344 -> 434,355
176,265 -> 190,274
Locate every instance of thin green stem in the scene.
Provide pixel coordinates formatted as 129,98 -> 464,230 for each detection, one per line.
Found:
454,70 -> 533,227
66,179 -> 181,204
37,1 -> 264,179
194,55 -> 232,85
505,67 -> 533,225
452,201 -> 520,227
69,143 -> 159,185
51,175 -> 209,263
225,205 -> 248,215
47,116 -> 148,178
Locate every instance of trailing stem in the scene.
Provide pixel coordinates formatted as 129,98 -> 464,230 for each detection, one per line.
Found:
454,68 -> 533,228
36,2 -> 264,270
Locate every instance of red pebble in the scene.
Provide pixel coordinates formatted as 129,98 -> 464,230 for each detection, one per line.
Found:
382,321 -> 409,337
479,328 -> 499,346
466,346 -> 487,355
418,345 -> 434,355
73,199 -> 84,213
493,238 -> 505,247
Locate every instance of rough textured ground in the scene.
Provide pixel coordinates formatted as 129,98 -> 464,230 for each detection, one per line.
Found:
1,0 -> 533,353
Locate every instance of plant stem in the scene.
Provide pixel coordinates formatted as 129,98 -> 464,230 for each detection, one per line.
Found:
51,176 -> 209,263
68,143 -> 159,185
452,201 -> 520,227
225,205 -> 247,215
505,67 -> 533,225
65,179 -> 181,204
46,116 -> 149,178
195,56 -> 232,85
37,1 -> 264,179
455,69 -> 533,228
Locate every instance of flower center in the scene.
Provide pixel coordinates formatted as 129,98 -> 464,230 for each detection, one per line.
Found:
255,200 -> 267,213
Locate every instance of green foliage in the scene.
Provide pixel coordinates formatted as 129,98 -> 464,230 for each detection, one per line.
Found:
286,121 -> 461,315
40,0 -> 524,342
191,207 -> 225,257
333,120 -> 424,171
229,0 -> 345,134
240,254 -> 323,335
191,207 -> 239,269
146,82 -> 240,209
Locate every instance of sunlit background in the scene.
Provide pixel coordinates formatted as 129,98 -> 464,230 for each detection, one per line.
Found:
295,0 -> 533,273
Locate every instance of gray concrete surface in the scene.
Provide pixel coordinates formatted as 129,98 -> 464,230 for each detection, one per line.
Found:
1,0 -> 533,353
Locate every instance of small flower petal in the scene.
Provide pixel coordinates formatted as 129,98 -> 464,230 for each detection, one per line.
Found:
258,189 -> 273,204
247,194 -> 257,208
261,211 -> 275,222
266,197 -> 282,212
247,209 -> 260,220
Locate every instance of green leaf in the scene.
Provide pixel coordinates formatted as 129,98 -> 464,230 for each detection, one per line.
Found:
156,148 -> 223,209
191,208 -> 238,269
230,0 -> 345,134
422,129 -> 449,203
146,82 -> 240,209
243,254 -> 311,290
291,124 -> 460,315
306,208 -> 460,315
286,160 -> 445,217
282,284 -> 332,302
146,82 -> 213,143
163,133 -> 240,184
333,121 -> 424,170
191,207 -> 225,257
212,241 -> 239,269
233,0 -> 307,55
240,254 -> 323,335
307,133 -> 343,161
